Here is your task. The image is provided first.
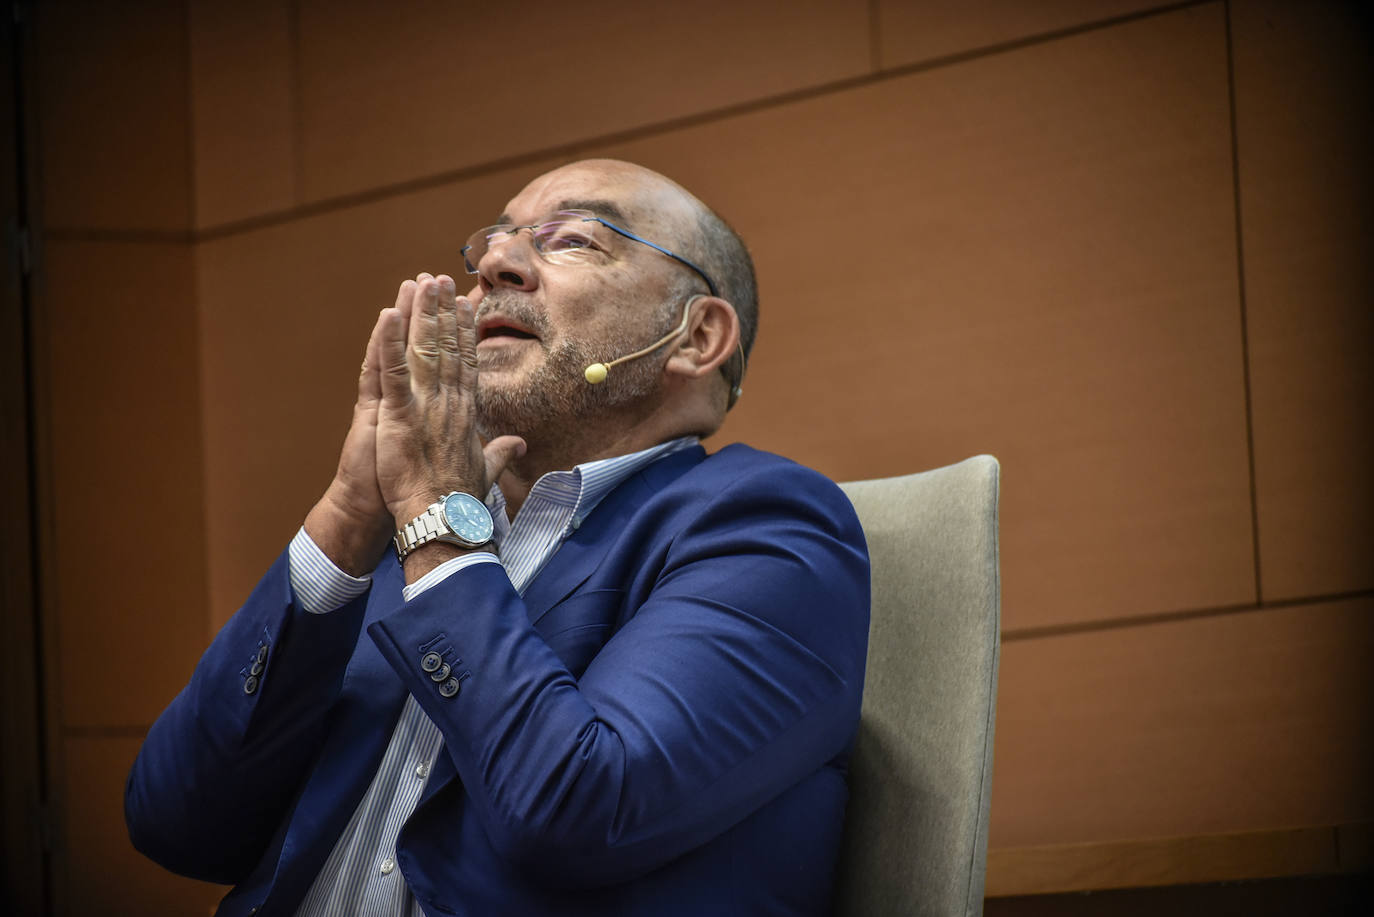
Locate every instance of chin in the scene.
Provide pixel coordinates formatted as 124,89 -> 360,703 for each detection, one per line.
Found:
475,336 -> 663,440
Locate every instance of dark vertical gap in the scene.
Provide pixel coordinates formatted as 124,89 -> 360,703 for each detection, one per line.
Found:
1223,0 -> 1263,605
4,0 -> 53,912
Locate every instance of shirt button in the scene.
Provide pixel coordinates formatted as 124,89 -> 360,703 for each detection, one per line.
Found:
380,857 -> 396,875
415,762 -> 429,778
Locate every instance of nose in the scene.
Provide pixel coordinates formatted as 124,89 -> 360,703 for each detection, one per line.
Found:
475,231 -> 539,294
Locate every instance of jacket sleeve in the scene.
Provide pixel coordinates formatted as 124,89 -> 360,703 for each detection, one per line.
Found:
367,461 -> 870,887
124,549 -> 370,884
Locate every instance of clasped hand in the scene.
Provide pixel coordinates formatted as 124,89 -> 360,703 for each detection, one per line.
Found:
306,273 -> 525,576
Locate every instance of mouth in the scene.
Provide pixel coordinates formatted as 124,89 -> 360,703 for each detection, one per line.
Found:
476,315 -> 540,345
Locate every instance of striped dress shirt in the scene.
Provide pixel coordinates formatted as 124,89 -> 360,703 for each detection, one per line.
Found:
288,436 -> 699,917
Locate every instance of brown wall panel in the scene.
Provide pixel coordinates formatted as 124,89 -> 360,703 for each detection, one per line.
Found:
608,4 -> 1253,629
44,242 -> 209,728
35,0 -> 191,232
189,0 -> 296,229
196,5 -> 1251,633
294,0 -> 870,203
60,735 -> 224,916
877,0 -> 1164,69
1232,0 -> 1374,601
990,597 -> 1374,848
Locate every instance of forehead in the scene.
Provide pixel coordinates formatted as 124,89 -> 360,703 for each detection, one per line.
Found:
499,163 -> 693,239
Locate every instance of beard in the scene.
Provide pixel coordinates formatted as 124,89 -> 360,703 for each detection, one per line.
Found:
474,289 -> 671,441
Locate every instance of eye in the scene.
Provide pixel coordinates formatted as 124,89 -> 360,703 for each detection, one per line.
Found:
539,224 -> 601,253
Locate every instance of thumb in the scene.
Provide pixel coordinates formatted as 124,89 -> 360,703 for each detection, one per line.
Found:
482,436 -> 527,488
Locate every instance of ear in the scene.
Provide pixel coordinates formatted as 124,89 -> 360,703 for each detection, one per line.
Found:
664,295 -> 739,382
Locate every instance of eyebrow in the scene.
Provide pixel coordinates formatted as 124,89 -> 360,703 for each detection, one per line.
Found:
494,198 -> 630,226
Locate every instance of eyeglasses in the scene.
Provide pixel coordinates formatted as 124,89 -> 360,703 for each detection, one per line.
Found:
461,209 -> 720,297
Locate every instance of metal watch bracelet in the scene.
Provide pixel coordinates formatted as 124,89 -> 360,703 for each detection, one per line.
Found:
393,504 -> 446,561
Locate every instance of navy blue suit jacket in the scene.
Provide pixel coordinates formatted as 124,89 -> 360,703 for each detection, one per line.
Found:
127,444 -> 870,916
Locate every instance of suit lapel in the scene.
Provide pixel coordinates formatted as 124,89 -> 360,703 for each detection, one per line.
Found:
519,445 -> 705,625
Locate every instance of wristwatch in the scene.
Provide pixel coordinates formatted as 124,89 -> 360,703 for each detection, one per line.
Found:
394,491 -> 495,560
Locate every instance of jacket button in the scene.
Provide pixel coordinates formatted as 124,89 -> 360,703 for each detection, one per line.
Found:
244,674 -> 260,695
428,663 -> 451,683
420,652 -> 443,673
438,678 -> 460,698
256,645 -> 269,665
250,660 -> 265,677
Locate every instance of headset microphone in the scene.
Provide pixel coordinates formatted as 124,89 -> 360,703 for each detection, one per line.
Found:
583,295 -> 745,405
583,297 -> 696,385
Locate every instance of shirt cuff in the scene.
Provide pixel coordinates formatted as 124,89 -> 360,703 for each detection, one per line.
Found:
288,527 -> 372,614
402,552 -> 505,602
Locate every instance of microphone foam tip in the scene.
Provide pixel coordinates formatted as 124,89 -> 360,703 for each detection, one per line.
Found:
584,363 -> 608,384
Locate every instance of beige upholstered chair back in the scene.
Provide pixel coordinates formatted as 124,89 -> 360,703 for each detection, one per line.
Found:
834,455 -> 1001,917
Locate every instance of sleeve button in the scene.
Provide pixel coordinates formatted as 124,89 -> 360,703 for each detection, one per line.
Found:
420,652 -> 443,673
428,663 -> 451,683
244,674 -> 260,695
438,678 -> 460,698
256,645 -> 269,665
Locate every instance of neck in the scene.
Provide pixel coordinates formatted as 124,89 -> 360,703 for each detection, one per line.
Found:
490,397 -> 710,520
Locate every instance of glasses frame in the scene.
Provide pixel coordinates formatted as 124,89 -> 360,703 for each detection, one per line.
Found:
461,210 -> 720,298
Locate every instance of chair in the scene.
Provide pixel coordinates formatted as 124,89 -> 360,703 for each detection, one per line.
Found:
834,455 -> 1002,917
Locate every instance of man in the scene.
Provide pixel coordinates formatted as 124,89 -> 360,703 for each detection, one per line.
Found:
127,159 -> 870,916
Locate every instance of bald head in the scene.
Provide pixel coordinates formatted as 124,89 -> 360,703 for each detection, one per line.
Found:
512,160 -> 758,384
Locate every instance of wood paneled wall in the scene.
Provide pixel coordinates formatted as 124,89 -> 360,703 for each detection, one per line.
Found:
25,0 -> 1372,912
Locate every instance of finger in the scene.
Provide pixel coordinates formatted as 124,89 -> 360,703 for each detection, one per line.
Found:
447,291 -> 478,390
378,307 -> 411,406
358,309 -> 388,407
435,276 -> 462,384
394,278 -> 419,320
482,435 -> 527,488
407,277 -> 443,387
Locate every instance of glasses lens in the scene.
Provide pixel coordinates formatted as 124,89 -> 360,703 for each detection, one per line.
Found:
533,212 -> 612,265
461,212 -> 614,274
462,225 -> 514,274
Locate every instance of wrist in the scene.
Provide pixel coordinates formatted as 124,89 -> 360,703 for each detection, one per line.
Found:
389,484 -> 485,530
392,496 -> 438,531
305,491 -> 392,578
400,540 -> 495,584
393,491 -> 495,566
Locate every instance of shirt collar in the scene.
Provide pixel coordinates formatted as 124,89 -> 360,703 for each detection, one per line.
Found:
486,435 -> 699,532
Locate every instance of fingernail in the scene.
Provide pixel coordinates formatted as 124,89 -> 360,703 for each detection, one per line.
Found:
457,297 -> 473,317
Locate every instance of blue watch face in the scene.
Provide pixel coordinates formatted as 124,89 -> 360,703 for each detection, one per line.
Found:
441,492 -> 494,546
